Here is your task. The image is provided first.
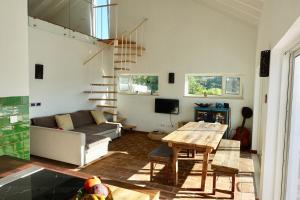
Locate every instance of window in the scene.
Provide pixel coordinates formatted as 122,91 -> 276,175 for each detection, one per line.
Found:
93,0 -> 110,39
185,74 -> 242,98
225,77 -> 241,95
118,74 -> 159,95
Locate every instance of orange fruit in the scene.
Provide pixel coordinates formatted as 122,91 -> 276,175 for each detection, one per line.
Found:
84,176 -> 101,192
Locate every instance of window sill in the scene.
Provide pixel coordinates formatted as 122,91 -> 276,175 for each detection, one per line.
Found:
184,95 -> 244,100
118,92 -> 159,96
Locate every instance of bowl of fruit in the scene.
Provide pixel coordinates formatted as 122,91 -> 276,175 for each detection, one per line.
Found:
73,176 -> 113,200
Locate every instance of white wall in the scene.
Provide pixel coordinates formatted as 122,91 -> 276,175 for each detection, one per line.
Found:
253,0 -> 300,199
29,18 -> 113,118
0,0 -> 29,97
114,0 -> 257,134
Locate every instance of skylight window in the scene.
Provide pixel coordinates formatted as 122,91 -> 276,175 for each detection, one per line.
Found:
93,0 -> 110,39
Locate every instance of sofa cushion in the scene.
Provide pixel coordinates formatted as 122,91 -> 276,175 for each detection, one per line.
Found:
91,110 -> 107,125
31,116 -> 57,128
73,123 -> 119,135
71,110 -> 95,128
85,134 -> 111,149
55,114 -> 74,131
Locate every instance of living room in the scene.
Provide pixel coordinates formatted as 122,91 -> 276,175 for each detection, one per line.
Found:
1,0 -> 300,200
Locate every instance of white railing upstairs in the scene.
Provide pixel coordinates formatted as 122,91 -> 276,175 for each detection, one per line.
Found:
119,18 -> 148,69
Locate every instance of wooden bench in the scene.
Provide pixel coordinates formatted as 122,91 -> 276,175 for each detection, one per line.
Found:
211,139 -> 240,199
148,144 -> 173,182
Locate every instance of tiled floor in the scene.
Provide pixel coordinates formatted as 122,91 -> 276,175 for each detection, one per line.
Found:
78,131 -> 258,200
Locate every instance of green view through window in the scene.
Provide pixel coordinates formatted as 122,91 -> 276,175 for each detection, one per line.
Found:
185,74 -> 242,97
119,74 -> 159,95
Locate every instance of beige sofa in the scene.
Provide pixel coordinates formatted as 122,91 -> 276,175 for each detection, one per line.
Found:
30,110 -> 121,166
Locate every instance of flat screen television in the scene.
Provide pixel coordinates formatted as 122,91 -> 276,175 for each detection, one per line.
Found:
155,98 -> 179,114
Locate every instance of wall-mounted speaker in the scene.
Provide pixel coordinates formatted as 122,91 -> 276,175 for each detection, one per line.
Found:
168,73 -> 175,84
35,64 -> 44,79
260,50 -> 271,77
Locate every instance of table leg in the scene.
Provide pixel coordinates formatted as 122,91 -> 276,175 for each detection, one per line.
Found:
172,146 -> 180,186
201,148 -> 211,191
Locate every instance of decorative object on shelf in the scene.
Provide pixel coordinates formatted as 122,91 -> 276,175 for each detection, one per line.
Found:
194,104 -> 231,138
148,130 -> 168,141
194,103 -> 212,107
232,107 -> 253,150
224,103 -> 229,108
215,103 -> 223,108
74,176 -> 113,200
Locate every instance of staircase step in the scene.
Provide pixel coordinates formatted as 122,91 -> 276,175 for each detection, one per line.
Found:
91,83 -> 116,86
99,38 -> 136,45
115,45 -> 145,50
84,91 -> 117,94
89,98 -> 117,101
114,68 -> 130,71
114,53 -> 141,56
102,75 -> 116,78
103,110 -> 118,115
97,104 -> 117,108
114,60 -> 136,64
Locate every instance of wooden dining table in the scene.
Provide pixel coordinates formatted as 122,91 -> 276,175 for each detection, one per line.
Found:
162,122 -> 228,191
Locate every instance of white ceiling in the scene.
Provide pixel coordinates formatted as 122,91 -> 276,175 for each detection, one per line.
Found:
28,0 -> 264,28
196,0 -> 264,26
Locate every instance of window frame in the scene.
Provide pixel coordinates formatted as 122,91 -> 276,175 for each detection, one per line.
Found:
92,0 -> 110,39
184,73 -> 243,99
118,74 -> 160,96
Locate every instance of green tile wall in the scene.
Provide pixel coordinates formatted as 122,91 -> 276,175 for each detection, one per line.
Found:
0,96 -> 29,160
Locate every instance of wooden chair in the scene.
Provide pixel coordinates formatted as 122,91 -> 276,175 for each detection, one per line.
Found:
148,144 -> 173,182
211,139 -> 240,199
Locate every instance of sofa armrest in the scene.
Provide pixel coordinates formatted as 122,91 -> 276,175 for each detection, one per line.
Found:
30,126 -> 86,166
105,122 -> 123,128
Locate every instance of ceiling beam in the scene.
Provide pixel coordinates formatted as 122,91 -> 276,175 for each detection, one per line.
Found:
237,0 -> 264,11
215,0 -> 260,20
200,0 -> 259,26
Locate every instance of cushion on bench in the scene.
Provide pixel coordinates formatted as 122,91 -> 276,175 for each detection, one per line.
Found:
73,123 -> 119,135
149,144 -> 173,163
211,139 -> 240,174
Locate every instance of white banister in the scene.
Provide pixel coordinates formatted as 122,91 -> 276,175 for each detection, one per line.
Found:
130,35 -> 132,63
135,30 -> 138,63
115,6 -> 118,39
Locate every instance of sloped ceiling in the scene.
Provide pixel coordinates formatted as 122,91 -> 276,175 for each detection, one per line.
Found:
28,0 -> 264,31
28,0 -> 69,20
28,0 -> 93,35
195,0 -> 264,26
